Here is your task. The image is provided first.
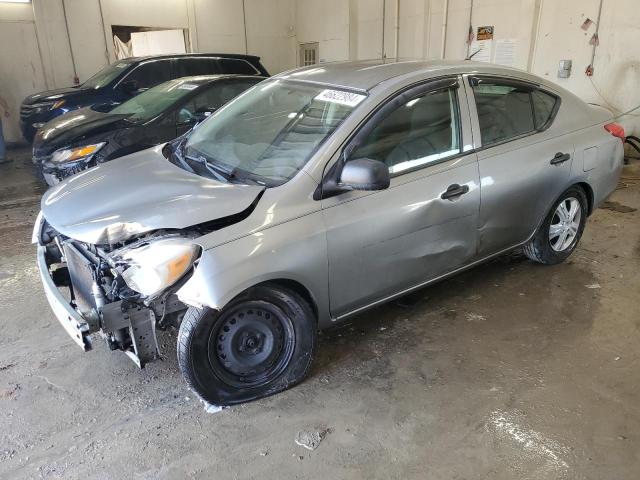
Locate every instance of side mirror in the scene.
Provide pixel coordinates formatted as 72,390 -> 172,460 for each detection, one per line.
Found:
339,158 -> 390,191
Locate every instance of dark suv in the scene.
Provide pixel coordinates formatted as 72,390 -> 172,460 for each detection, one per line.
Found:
19,53 -> 269,142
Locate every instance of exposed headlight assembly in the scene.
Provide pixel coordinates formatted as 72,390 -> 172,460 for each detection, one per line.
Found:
118,237 -> 199,297
50,142 -> 106,164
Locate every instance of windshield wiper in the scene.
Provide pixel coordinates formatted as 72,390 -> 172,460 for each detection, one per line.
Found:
185,153 -> 236,183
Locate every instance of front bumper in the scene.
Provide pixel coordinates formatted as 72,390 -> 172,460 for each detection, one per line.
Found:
36,245 -> 96,351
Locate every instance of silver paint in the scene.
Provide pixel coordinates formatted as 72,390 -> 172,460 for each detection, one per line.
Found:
39,60 -> 624,329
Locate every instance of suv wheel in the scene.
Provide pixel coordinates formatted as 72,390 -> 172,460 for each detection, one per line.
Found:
523,186 -> 588,265
177,285 -> 316,406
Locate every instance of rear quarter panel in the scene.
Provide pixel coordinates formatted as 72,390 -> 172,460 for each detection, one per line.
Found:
536,86 -> 623,212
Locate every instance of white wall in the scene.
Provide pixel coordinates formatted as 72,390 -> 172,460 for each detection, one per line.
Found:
192,0 -> 246,53
531,0 -> 640,134
296,0 -> 351,63
0,2 -> 47,142
245,0 -> 296,74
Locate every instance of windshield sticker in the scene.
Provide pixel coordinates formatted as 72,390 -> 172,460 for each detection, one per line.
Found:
315,89 -> 365,107
178,84 -> 198,91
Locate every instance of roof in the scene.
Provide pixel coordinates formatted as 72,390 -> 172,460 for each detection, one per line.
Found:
274,59 -> 544,92
129,52 -> 262,62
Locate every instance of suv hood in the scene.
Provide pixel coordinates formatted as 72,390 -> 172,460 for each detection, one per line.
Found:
35,107 -> 130,154
23,86 -> 92,105
41,146 -> 264,245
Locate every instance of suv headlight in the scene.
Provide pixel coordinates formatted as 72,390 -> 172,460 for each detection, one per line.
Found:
50,142 -> 106,164
31,99 -> 66,112
119,238 -> 199,297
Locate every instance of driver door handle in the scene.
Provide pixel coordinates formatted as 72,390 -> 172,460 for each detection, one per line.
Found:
550,152 -> 571,165
441,183 -> 469,200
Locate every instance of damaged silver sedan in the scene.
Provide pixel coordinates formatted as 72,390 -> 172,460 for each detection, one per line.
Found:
35,60 -> 624,405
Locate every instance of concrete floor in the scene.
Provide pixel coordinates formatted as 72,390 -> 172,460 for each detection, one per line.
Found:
0,147 -> 638,480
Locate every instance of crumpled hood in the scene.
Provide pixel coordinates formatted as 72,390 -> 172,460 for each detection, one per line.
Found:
41,146 -> 264,245
35,107 -> 130,154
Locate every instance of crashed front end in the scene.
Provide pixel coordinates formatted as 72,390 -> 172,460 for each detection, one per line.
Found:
33,212 -> 198,367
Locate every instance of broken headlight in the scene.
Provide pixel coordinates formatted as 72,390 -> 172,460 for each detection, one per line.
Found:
119,237 -> 199,297
50,142 -> 106,164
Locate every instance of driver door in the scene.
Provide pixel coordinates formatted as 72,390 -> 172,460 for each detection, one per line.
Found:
321,78 -> 480,317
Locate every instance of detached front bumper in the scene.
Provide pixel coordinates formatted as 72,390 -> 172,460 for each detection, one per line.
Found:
36,245 -> 96,351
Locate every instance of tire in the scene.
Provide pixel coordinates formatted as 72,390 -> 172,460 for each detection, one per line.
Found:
177,285 -> 317,406
523,186 -> 588,265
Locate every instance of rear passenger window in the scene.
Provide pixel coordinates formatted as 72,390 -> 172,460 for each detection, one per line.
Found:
532,90 -> 559,129
176,58 -> 221,77
472,81 -> 535,146
350,88 -> 460,174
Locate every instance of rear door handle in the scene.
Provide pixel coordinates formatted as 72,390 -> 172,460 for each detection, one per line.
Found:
550,152 -> 571,165
441,183 -> 469,200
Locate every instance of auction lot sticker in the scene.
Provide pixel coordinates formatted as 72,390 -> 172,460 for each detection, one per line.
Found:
315,89 -> 366,107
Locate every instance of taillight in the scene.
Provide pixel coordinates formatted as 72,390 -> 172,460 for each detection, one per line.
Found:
604,122 -> 625,141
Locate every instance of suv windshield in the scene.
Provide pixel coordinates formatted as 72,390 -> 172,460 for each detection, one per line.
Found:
110,79 -> 203,123
182,79 -> 366,186
82,60 -> 132,89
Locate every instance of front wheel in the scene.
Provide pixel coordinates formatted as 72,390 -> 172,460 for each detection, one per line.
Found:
523,186 -> 588,265
177,285 -> 316,406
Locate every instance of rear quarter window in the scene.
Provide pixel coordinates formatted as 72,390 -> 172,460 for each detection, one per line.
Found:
218,59 -> 259,75
471,78 -> 560,147
532,90 -> 559,129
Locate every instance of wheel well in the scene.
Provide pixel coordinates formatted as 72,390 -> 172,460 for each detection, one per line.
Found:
257,279 -> 319,320
575,182 -> 594,215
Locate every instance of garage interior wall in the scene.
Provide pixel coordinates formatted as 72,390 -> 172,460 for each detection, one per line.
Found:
1,0 -> 638,143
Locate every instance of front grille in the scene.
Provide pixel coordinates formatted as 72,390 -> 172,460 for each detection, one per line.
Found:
20,104 -> 35,120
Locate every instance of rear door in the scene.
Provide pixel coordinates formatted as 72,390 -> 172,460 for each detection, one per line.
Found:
322,77 -> 481,317
467,75 -> 573,256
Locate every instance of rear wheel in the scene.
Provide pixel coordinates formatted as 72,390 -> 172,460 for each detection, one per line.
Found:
523,186 -> 588,265
177,285 -> 316,406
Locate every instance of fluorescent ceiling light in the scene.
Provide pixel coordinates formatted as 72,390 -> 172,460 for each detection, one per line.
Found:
0,0 -> 31,3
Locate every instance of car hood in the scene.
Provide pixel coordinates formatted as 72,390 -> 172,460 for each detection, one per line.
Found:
35,107 -> 130,153
23,86 -> 92,105
41,146 -> 265,245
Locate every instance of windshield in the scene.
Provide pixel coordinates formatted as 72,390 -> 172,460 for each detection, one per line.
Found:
110,79 -> 202,123
82,61 -> 131,89
183,79 -> 366,186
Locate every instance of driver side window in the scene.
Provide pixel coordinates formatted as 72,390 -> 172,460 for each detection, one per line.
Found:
350,87 -> 460,175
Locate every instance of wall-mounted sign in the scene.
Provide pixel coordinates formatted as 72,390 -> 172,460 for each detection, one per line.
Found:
477,26 -> 494,41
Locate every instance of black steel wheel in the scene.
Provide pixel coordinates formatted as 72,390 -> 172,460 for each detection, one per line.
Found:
208,301 -> 294,389
177,285 -> 316,406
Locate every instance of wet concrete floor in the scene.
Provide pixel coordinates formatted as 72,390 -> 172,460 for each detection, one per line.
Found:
0,148 -> 638,479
